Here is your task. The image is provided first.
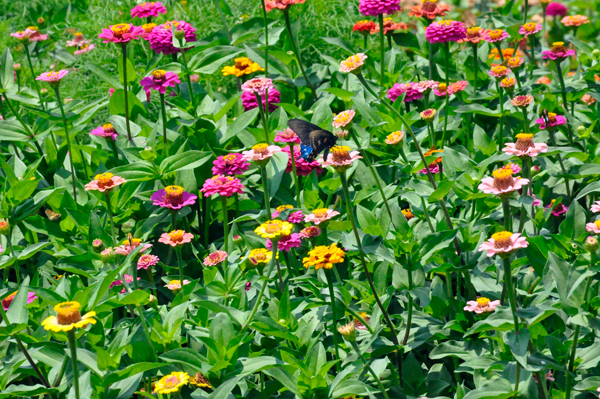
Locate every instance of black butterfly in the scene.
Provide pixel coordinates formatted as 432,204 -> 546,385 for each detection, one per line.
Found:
541,109 -> 549,126
288,119 -> 337,162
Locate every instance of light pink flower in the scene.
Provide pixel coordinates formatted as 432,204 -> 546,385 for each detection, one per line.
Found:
478,168 -> 529,195
91,123 -> 118,141
110,274 -> 140,293
203,251 -> 228,266
478,232 -> 529,257
98,24 -> 145,44
74,44 -> 95,55
30,31 -> 48,42
274,128 -> 301,144
321,146 -> 362,172
166,279 -> 191,290
151,185 -> 197,210
159,230 -> 194,247
140,70 -> 180,95
36,70 -> 69,83
2,291 -> 37,311
503,134 -> 548,158
591,201 -> 600,213
66,33 -> 87,47
464,297 -> 500,313
85,173 -> 126,192
484,29 -> 509,43
304,208 -> 340,225
201,175 -> 245,197
10,29 -> 37,40
519,23 -> 542,36
417,80 -> 438,91
242,143 -> 282,163
339,53 -> 368,73
587,220 -> 600,234
489,65 -> 512,79
300,226 -> 322,238
131,2 -> 167,18
137,254 -> 160,270
448,81 -> 468,95
332,110 -> 356,128
241,78 -> 274,96
114,238 -> 152,256
511,95 -> 534,108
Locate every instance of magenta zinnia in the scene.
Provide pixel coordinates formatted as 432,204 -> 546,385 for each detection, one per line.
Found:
151,185 -> 197,210
200,175 -> 245,197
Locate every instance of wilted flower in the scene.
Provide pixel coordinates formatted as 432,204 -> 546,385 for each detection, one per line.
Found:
478,231 -> 529,257
212,153 -> 250,176
151,185 -> 197,209
154,372 -> 190,394
85,173 -> 126,192
203,251 -> 228,266
222,57 -> 264,77
42,301 -> 96,332
478,168 -> 529,195
303,243 -> 345,270
190,372 -> 212,389
464,297 -> 500,313
159,230 -> 194,247
201,175 -> 245,197
425,20 -> 467,43
340,53 -> 368,74
503,133 -> 548,158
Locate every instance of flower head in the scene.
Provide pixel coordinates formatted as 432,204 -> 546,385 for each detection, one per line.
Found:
353,20 -> 377,33
402,208 -> 415,221
137,254 -> 160,270
385,131 -> 405,145
242,78 -> 274,96
388,82 -> 426,103
425,20 -> 467,44
140,23 -> 157,38
464,297 -> 500,313
536,76 -> 552,85
114,237 -> 153,256
484,29 -> 509,43
506,56 -> 524,69
222,57 -> 264,77
148,21 -> 197,55
42,301 -> 96,332
241,89 -> 280,113
333,110 -> 356,128
305,208 -> 341,225
166,280 -> 191,290
458,26 -> 487,44
74,43 -> 95,55
561,15 -> 590,27
542,42 -> 576,60
546,2 -> 568,16
478,231 -> 529,257
91,123 -> 118,141
300,226 -> 322,239
85,173 -> 126,192
535,112 -> 566,130
519,22 -> 542,36
503,133 -> 548,158
248,248 -> 274,264
499,77 -> 516,91
36,70 -> 69,86
448,81 -> 468,95
489,65 -> 511,79
131,2 -> 167,18
586,220 -> 600,234
546,199 -> 568,217
151,185 -> 197,210
338,322 -> 357,342
420,109 -> 437,122
591,201 -> 600,213
511,96 -> 534,110
140,69 -> 181,95
154,372 -> 190,394
370,18 -> 408,35
340,53 -> 368,74
354,312 -> 371,330
478,168 -> 529,195
272,205 -> 304,223
201,175 -> 245,197
359,0 -> 401,16
110,274 -> 140,293
159,230 -> 194,247
489,48 -> 521,60
264,0 -> 306,12
266,233 -> 303,252
303,243 -> 345,270
212,153 -> 250,176
242,143 -> 282,164
203,250 -> 228,266
275,128 -> 301,144
2,291 -> 37,311
255,220 -> 294,240
582,94 -> 596,106
408,0 -> 450,19
99,24 -> 145,44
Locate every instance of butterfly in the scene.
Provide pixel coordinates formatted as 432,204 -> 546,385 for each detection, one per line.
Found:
287,119 -> 337,162
541,109 -> 549,126
45,209 -> 61,222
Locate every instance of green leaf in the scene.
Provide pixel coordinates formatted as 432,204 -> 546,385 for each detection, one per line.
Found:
160,348 -> 205,370
85,62 -> 123,89
0,385 -> 58,399
222,107 -> 260,143
103,363 -> 164,387
108,162 -> 158,182
506,328 -> 530,366
455,104 -> 501,117
462,379 -> 515,399
428,180 -> 455,203
0,48 -> 15,93
159,151 -> 212,175
559,200 -> 587,239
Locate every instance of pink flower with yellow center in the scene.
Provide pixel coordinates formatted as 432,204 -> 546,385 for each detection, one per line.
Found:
242,143 -> 282,163
114,238 -> 152,256
165,279 -> 191,291
535,112 -> 566,130
484,29 -> 509,43
274,128 -> 301,144
420,109 -> 437,122
340,53 -> 368,74
74,43 -> 95,55
503,133 -> 548,158
433,82 -> 448,97
510,95 -> 534,108
36,70 -> 69,84
85,173 -> 126,192
203,250 -> 228,266
332,110 -> 356,128
542,42 -> 576,60
304,208 -> 341,225
561,15 -> 589,27
98,23 -> 145,44
519,22 -> 542,36
591,201 -> 600,213
489,65 -> 511,79
299,226 -> 322,238
458,26 -> 488,44
478,168 -> 529,196
320,146 -> 362,172
2,291 -> 37,311
10,28 -> 37,41
140,69 -> 181,95
586,220 -> 600,234
478,231 -> 529,257
499,77 -> 516,89
464,297 -> 500,313
66,32 -> 87,47
137,254 -> 160,270
151,185 -> 197,210
131,2 -> 167,18
241,78 -> 274,96
91,123 -> 118,141
388,82 -> 427,103
212,153 -> 250,176
264,0 -> 306,12
266,233 -> 303,252
425,20 -> 467,43
200,175 -> 245,197
159,230 -> 194,247
385,131 -> 405,145
507,56 -> 524,69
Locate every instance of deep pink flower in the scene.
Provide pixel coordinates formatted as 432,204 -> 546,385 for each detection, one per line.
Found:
110,274 -> 140,293
478,168 -> 529,196
85,173 -> 126,192
148,21 -> 197,55
131,2 -> 167,18
137,254 -> 160,270
478,232 -> 529,257
489,65 -> 512,79
212,153 -> 250,176
464,297 -> 500,313
2,291 -> 37,311
542,42 -> 576,60
203,251 -> 228,266
425,20 -> 467,43
151,185 -> 197,210
546,2 -> 567,16
245,282 -> 251,291
546,200 -> 568,216
140,70 -> 180,95
159,230 -> 194,247
282,145 -> 324,176
241,89 -> 280,113
304,208 -> 340,225
91,123 -> 118,141
483,29 -> 509,43
266,233 -> 303,252
419,164 -> 441,174
10,29 -> 37,41
98,24 -> 145,44
535,112 -> 566,130
300,226 -> 322,238
109,88 -> 115,96
359,0 -> 401,16
241,78 -> 274,96
201,175 -> 245,197
274,128 -> 301,144
271,205 -> 304,223
36,70 -> 69,83
519,23 -> 542,36
388,82 -> 426,103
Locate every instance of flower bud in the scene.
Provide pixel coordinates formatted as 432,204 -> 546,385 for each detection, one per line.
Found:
37,17 -> 45,25
593,49 -> 600,60
420,108 -> 436,122
531,165 -> 541,177
0,220 -> 10,235
121,219 -> 136,234
585,236 -> 599,253
338,322 -> 357,342
233,234 -> 243,246
577,125 -> 586,135
148,294 -> 157,304
40,88 -> 48,96
101,247 -> 115,261
140,147 -> 157,161
64,98 -> 73,104
92,239 -> 104,252
335,130 -> 349,139
190,74 -> 200,83
13,63 -> 21,72
174,27 -> 186,40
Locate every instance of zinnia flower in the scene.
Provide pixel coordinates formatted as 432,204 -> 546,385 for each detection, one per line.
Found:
370,18 -> 407,35
408,0 -> 449,19
272,205 -> 304,223
321,146 -> 362,172
420,109 -> 436,122
586,220 -> 600,234
85,173 -> 126,192
385,131 -> 405,145
241,89 -> 280,112
353,20 -> 377,33
535,112 -> 566,130
203,250 -> 228,266
448,81 -> 468,95
402,208 -> 415,221
148,21 -> 197,55
354,312 -> 371,330
241,78 -> 274,96
478,168 -> 529,195
464,297 -> 500,313
303,243 -> 345,270
131,2 -> 167,19
519,22 -> 542,36
264,0 -> 306,12
266,233 -> 303,252
137,254 -> 160,270
425,20 -> 467,43
42,301 -> 96,332
340,53 -> 367,74
546,200 -> 568,216
242,143 -> 282,164
499,77 -> 516,90
36,70 -> 69,85
151,185 -> 197,209
222,57 -> 264,77
582,94 -> 596,105
110,274 -> 140,293
140,69 -> 181,95
159,230 -> 194,247
506,56 -> 524,69
478,231 -> 529,257
154,372 -> 190,394
212,153 -> 250,176
66,32 -> 87,47
489,65 -> 511,79
489,48 -> 521,60
98,23 -> 145,44
484,29 -> 509,43
166,279 -> 191,290
200,175 -> 245,197
248,248 -> 274,264
503,133 -> 548,158
140,23 -> 157,39
114,238 -> 152,256
592,201 -> 600,213
458,26 -> 487,44
546,2 -> 568,16
542,42 -> 576,60
254,219 -> 294,240
388,82 -> 426,103
561,15 -> 590,27
300,226 -> 322,238
91,123 -> 118,141
2,291 -> 37,311
305,208 -> 341,225
333,110 -> 356,128
74,44 -> 95,55
359,0 -> 401,16
433,83 -> 448,97
274,128 -> 301,144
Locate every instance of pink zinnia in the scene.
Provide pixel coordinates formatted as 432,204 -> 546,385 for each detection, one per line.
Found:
274,128 -> 301,144
535,112 -> 566,130
74,44 -> 95,55
241,89 -> 280,113
203,250 -> 228,266
137,254 -> 160,270
212,153 -> 250,176
114,238 -> 152,256
586,220 -> 600,234
66,33 -> 87,47
483,29 -> 509,43
166,279 -> 191,290
321,146 -> 362,172
358,0 -> 401,16
489,65 -> 512,79
272,206 -> 304,223
282,145 -> 324,176
425,20 -> 467,43
91,123 -> 118,141
159,230 -> 194,247
36,70 -> 69,83
546,200 -> 568,217
542,42 -> 576,60
591,201 -> 600,213
299,226 -> 321,238
264,0 -> 306,12
242,143 -> 282,163
266,233 -> 303,252
241,78 -> 274,96
10,29 -> 37,41
148,21 -> 197,55
110,274 -> 140,294
419,164 -> 441,174
131,2 -> 167,18
304,208 -> 340,225
200,175 -> 245,197
503,134 -> 548,158
546,2 -> 567,16
2,291 -> 37,311
417,80 -> 438,91
85,173 -> 126,192
387,82 -> 426,103
98,24 -> 145,44
464,297 -> 500,313
448,81 -> 468,95
478,168 -> 529,196
140,70 -> 180,95
478,231 -> 529,257
519,23 -> 542,36
332,110 -> 356,128
151,185 -> 197,209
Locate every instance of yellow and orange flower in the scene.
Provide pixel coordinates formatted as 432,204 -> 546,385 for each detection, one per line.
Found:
303,243 -> 345,270
154,372 -> 190,394
222,57 -> 264,77
42,301 -> 96,332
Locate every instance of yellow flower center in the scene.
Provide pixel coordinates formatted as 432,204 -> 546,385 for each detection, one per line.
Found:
27,26 -> 39,31
250,248 -> 270,262
142,23 -> 157,33
110,23 -> 130,36
121,237 -> 142,246
507,57 -> 522,68
595,220 -> 600,229
47,71 -> 59,78
551,42 -> 566,52
165,185 -> 184,203
168,230 -> 185,242
438,20 -> 453,26
152,69 -> 166,80
313,208 -> 329,218
94,173 -> 114,185
476,297 -> 490,306
103,123 -> 115,132
75,32 -> 83,36
523,23 -> 537,32
223,154 -> 237,162
501,78 -> 515,86
334,111 -> 353,125
263,220 -> 284,234
492,66 -> 508,74
331,146 -> 351,163
277,205 -> 293,212
515,133 -> 534,151
547,113 -> 557,122
252,143 -> 269,155
438,83 -> 447,91
489,29 -> 504,39
492,231 -> 513,248
54,301 -> 83,325
1,292 -> 17,309
467,26 -> 481,35
401,208 -> 414,220
163,375 -> 181,388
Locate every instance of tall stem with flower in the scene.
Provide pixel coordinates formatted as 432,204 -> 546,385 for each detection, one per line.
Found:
554,61 -> 574,145
24,44 -> 45,111
441,42 -> 450,146
120,45 -> 134,144
282,9 -> 317,101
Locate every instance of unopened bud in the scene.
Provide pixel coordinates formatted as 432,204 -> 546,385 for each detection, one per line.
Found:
190,74 -> 200,83
338,322 -> 357,342
0,220 -> 10,235
531,165 -> 541,177
233,235 -> 243,245
101,247 -> 115,261
13,64 -> 21,72
593,49 -> 600,60
335,130 -> 349,139
148,294 -> 157,304
174,27 -> 185,40
37,17 -> 45,25
585,236 -> 599,253
92,239 -> 104,252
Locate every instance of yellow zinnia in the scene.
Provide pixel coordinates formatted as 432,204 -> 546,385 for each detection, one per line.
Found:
248,248 -> 275,264
303,243 -> 345,270
154,371 -> 190,394
254,220 -> 293,239
222,57 -> 264,77
42,301 -> 96,332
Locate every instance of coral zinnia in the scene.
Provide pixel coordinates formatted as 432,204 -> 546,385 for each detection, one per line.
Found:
159,230 -> 194,247
561,15 -> 590,27
264,0 -> 306,12
340,53 -> 368,74
203,250 -> 228,266
200,175 -> 245,197
353,20 -> 377,33
408,0 -> 449,19
503,133 -> 548,158
85,173 -> 126,192
303,243 -> 345,270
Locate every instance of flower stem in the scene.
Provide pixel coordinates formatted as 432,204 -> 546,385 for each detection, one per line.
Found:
283,9 -> 317,101
176,247 -> 184,284
212,0 -> 232,42
260,0 -> 269,77
179,48 -> 197,117
288,143 -> 301,205
428,41 -> 434,80
7,227 -> 20,284
159,92 -> 168,155
502,256 -> 519,331
549,130 -> 572,200
378,14 -> 385,88
66,330 -> 80,399
54,87 -> 78,202
24,44 -> 45,111
325,268 -> 340,362
554,61 -> 574,146
241,246 -> 278,330
472,44 -> 478,96
402,257 -> 414,346
120,45 -> 134,145
442,42 -> 450,146
256,92 -> 270,143
350,341 -> 391,399
104,193 -> 117,247
260,166 -> 272,219
220,196 -> 229,255
501,196 -> 512,232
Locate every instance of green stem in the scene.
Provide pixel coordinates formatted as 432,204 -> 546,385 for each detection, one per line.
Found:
179,48 -> 197,117
176,248 -> 184,284
402,258 -> 414,346
212,0 -> 232,41
6,227 -> 20,284
442,42 -> 450,146
522,108 -> 528,133
67,330 -> 80,399
523,0 -> 528,24
378,14 -> 385,88
121,45 -> 134,145
54,87 -> 78,202
472,44 -> 478,96
325,269 -> 340,362
283,9 -> 317,101
502,256 -> 519,332
555,61 -> 574,146
350,341 -> 391,399
241,246 -> 278,330
260,166 -> 272,219
159,92 -> 168,155
501,196 -> 512,232
549,130 -> 572,201
428,41 -> 434,80
104,193 -> 117,247
24,44 -> 45,111
289,143 -> 301,205
221,196 -> 229,254
256,92 -> 270,143
421,197 -> 435,232
344,306 -> 375,334
496,82 -> 505,151
260,0 -> 269,77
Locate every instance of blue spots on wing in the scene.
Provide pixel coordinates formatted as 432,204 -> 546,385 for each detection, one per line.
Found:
300,145 -> 313,160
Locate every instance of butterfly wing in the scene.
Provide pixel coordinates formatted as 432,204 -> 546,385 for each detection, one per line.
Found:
288,119 -> 323,146
307,130 -> 337,162
288,119 -> 337,162
541,109 -> 549,126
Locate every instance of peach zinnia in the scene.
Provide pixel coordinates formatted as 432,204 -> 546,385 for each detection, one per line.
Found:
385,131 -> 405,145
85,173 -> 126,192
321,146 -> 362,172
340,54 -> 367,74
510,95 -> 533,108
561,15 -> 589,27
304,208 -> 341,225
519,22 -> 542,36
464,297 -> 500,313
478,168 -> 529,196
159,230 -> 194,247
332,110 -> 356,128
478,231 -> 529,257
